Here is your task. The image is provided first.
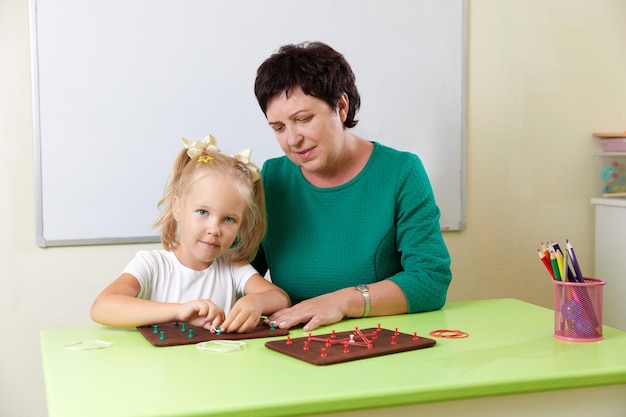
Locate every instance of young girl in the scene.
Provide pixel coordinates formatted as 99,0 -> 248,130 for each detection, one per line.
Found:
91,135 -> 290,333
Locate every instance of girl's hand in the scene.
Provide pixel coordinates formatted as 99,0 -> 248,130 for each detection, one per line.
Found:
177,299 -> 225,331
220,295 -> 264,333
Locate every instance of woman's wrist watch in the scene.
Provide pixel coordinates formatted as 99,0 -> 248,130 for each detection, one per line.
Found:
355,284 -> 371,318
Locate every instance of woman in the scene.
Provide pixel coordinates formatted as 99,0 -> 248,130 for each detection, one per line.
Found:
252,41 -> 451,331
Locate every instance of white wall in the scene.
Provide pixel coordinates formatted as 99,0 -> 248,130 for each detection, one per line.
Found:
1,0 -> 625,416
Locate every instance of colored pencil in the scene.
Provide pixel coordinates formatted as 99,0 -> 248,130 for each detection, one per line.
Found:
549,250 -> 561,281
551,241 -> 576,281
537,249 -> 555,279
566,240 -> 585,283
555,249 -> 564,278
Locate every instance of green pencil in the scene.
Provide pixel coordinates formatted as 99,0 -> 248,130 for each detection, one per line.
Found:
550,250 -> 561,281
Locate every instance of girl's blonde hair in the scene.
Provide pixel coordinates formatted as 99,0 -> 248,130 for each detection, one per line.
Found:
154,141 -> 266,265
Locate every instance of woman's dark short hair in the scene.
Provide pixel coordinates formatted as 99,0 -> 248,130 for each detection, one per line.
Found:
254,41 -> 360,129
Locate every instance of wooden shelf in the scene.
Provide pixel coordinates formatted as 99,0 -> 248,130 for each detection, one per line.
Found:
595,152 -> 626,156
593,132 -> 626,138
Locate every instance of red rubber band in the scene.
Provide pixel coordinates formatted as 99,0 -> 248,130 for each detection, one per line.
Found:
429,329 -> 469,339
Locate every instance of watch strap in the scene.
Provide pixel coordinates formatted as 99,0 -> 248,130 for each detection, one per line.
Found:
356,284 -> 371,318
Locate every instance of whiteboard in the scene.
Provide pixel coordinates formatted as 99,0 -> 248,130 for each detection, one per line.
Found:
29,0 -> 467,247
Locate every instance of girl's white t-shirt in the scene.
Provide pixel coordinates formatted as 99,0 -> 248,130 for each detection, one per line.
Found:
123,249 -> 256,314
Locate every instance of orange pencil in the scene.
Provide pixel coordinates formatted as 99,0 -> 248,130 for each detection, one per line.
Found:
537,249 -> 555,279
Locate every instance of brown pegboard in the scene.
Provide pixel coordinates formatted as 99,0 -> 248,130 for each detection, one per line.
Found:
137,321 -> 289,347
265,326 -> 436,365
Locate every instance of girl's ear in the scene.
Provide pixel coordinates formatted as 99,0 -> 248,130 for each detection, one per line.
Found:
172,195 -> 182,222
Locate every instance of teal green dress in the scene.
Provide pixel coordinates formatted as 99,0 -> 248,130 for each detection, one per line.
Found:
252,142 -> 452,313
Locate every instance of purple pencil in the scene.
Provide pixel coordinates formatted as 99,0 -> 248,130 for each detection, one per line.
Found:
566,240 -> 585,283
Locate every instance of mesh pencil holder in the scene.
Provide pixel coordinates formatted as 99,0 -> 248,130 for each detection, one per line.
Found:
553,277 -> 605,342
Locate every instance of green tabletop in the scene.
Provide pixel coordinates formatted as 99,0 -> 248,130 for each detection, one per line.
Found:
40,298 -> 626,417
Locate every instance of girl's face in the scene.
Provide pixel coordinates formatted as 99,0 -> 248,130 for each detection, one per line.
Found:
265,85 -> 348,176
172,174 -> 246,271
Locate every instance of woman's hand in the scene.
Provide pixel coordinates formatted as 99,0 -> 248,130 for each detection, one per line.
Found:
267,291 -> 349,332
266,281 -> 408,331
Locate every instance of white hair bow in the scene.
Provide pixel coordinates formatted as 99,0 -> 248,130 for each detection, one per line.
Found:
233,149 -> 261,182
182,135 -> 220,158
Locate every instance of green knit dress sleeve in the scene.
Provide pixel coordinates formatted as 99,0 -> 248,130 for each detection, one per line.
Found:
387,152 -> 452,313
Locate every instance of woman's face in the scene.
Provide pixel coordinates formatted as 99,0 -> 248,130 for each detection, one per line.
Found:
265,86 -> 348,175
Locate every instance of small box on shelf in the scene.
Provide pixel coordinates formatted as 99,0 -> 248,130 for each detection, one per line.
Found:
593,132 -> 626,197
599,160 -> 626,197
594,132 -> 626,153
